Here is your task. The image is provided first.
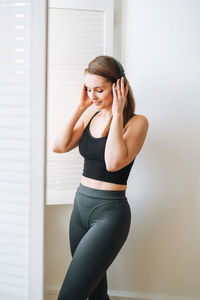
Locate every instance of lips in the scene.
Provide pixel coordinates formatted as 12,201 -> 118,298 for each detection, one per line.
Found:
93,101 -> 102,104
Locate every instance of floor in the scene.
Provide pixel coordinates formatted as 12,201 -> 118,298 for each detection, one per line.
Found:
110,298 -> 147,300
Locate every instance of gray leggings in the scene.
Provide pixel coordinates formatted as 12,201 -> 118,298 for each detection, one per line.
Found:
57,183 -> 131,300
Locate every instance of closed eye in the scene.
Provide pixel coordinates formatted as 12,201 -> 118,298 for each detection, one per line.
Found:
87,89 -> 103,93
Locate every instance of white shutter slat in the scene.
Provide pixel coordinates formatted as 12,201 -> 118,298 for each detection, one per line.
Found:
0,215 -> 28,225
46,1 -> 114,205
0,274 -> 28,290
0,161 -> 29,172
0,222 -> 28,236
0,285 -> 28,299
0,107 -> 30,116
0,233 -> 28,247
0,0 -> 31,298
0,1 -> 30,6
0,192 -> 28,203
0,243 -> 28,255
0,151 -> 29,160
0,254 -> 28,266
0,202 -> 28,216
0,129 -> 29,139
0,116 -> 30,127
0,86 -> 30,94
0,140 -> 30,151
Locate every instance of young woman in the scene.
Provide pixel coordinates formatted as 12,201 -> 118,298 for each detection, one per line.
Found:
52,55 -> 149,300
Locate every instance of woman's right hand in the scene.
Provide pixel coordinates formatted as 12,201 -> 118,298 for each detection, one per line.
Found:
78,83 -> 93,109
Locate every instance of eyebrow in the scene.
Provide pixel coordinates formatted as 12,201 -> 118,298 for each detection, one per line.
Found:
86,85 -> 105,89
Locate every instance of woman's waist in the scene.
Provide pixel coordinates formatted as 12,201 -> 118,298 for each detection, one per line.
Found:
81,175 -> 127,191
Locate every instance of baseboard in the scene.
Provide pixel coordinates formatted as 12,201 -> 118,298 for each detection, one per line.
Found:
109,290 -> 200,300
46,284 -> 199,300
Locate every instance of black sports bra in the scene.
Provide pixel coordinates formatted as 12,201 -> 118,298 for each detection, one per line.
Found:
78,110 -> 135,185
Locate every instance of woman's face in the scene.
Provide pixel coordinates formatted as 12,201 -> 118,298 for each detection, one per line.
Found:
85,73 -> 113,109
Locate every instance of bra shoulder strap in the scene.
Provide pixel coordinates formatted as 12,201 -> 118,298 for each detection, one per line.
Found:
87,110 -> 100,126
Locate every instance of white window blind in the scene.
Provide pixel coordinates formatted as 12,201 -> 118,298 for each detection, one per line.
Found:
46,0 -> 114,205
0,1 -> 31,299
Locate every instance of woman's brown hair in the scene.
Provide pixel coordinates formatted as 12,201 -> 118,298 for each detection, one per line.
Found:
84,55 -> 136,136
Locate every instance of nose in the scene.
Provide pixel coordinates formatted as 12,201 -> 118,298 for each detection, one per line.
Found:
90,90 -> 97,100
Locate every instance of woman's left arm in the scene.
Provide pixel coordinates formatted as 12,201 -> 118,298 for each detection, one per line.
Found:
104,78 -> 149,172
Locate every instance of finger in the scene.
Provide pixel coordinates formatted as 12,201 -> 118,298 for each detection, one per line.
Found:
125,80 -> 129,97
121,77 -> 125,95
112,83 -> 117,97
117,78 -> 121,98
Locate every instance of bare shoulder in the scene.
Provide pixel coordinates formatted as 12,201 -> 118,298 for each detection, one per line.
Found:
83,109 -> 99,129
124,114 -> 149,133
132,114 -> 149,127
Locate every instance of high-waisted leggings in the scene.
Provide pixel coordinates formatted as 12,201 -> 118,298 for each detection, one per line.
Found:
57,183 -> 131,300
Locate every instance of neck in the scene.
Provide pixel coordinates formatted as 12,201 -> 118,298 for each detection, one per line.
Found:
99,108 -> 112,120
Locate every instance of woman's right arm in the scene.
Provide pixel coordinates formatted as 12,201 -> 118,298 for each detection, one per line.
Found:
51,83 -> 92,153
51,104 -> 87,153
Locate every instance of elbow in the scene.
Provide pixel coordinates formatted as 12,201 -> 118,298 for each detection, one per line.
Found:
52,148 -> 62,153
51,140 -> 59,153
50,136 -> 66,153
51,144 -> 65,153
106,165 -> 114,172
52,147 -> 61,153
105,154 -> 127,172
106,162 -> 119,172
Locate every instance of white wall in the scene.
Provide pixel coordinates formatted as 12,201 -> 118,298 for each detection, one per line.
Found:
107,0 -> 200,299
45,1 -> 200,299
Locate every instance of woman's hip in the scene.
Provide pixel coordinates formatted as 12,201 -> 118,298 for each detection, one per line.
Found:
73,183 -> 131,231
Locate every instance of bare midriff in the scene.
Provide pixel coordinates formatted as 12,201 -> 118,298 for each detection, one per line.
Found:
81,175 -> 127,191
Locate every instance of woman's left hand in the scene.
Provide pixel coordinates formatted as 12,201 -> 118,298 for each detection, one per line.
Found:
112,77 -> 129,116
